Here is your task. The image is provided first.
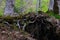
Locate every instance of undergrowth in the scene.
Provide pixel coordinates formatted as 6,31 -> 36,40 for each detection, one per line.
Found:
46,11 -> 60,19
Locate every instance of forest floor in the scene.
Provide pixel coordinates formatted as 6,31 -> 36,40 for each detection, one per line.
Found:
0,29 -> 36,40
0,11 -> 60,40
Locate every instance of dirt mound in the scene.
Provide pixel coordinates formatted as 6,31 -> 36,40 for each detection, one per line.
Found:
24,12 -> 60,40
0,11 -> 60,40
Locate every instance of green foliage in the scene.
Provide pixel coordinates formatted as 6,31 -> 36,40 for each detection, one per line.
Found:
0,10 -> 3,16
14,0 -> 21,13
41,0 -> 49,12
0,0 -> 60,19
14,6 -> 20,13
0,0 -> 49,15
0,0 -> 5,16
15,0 -> 20,8
47,11 -> 60,19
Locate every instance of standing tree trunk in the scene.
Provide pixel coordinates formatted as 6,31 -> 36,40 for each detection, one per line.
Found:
48,0 -> 54,11
4,0 -> 14,16
36,0 -> 41,13
0,0 -> 2,6
57,0 -> 60,15
53,0 -> 59,14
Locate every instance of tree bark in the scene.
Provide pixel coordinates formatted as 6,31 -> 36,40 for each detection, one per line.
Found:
4,0 -> 14,16
53,0 -> 59,14
57,0 -> 60,15
36,0 -> 41,13
48,0 -> 54,11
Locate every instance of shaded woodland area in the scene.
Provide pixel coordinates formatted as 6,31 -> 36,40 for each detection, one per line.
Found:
0,0 -> 60,40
